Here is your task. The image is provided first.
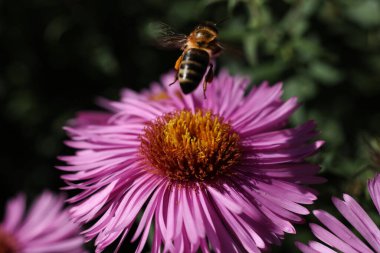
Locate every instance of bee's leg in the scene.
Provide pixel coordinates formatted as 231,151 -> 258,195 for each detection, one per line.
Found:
168,75 -> 178,86
168,55 -> 183,86
203,64 -> 214,99
174,55 -> 183,71
205,63 -> 214,82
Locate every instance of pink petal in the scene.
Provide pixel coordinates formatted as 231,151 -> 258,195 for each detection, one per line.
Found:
313,210 -> 373,253
368,174 -> 380,215
295,241 -> 325,253
308,241 -> 337,253
333,195 -> 380,251
310,223 -> 361,253
2,194 -> 26,232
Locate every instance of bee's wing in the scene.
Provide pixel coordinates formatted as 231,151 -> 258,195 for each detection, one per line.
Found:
156,22 -> 188,49
217,41 -> 244,59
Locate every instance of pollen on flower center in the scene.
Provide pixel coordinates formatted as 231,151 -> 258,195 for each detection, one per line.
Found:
0,228 -> 18,253
140,110 -> 242,182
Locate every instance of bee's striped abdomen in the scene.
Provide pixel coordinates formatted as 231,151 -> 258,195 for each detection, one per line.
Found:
178,48 -> 209,94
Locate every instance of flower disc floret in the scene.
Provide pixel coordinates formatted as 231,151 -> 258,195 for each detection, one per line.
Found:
140,110 -> 242,183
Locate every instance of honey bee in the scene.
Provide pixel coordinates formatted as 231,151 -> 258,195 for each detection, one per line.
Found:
158,21 -> 224,98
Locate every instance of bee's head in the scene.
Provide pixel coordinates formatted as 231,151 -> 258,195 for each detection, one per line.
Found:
192,21 -> 218,44
196,21 -> 218,33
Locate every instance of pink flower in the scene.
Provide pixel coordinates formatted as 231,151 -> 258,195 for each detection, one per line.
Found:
0,191 -> 86,253
59,71 -> 324,252
296,174 -> 380,253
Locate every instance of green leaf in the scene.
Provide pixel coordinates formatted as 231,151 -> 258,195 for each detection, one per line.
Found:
243,34 -> 258,65
228,0 -> 238,11
345,0 -> 380,27
92,46 -> 119,75
284,75 -> 317,100
309,61 -> 342,85
251,60 -> 285,82
294,38 -> 321,62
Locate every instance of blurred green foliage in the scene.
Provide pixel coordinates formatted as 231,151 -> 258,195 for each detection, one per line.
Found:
1,0 -> 380,252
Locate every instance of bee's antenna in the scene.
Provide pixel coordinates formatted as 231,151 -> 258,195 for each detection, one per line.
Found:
215,17 -> 229,26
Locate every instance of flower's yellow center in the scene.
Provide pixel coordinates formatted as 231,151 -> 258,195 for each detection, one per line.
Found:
0,227 -> 19,253
140,110 -> 242,183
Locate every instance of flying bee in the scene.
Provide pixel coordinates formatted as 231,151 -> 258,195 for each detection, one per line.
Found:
157,21 -> 224,98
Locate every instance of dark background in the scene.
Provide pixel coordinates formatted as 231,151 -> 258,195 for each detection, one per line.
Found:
1,0 -> 380,252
